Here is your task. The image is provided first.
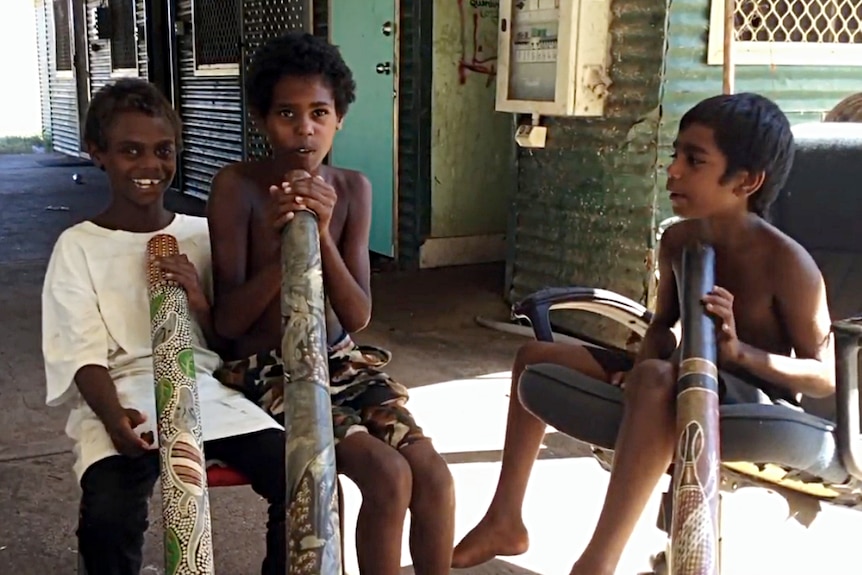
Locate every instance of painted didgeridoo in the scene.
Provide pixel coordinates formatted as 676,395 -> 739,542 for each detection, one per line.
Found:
281,208 -> 342,574
669,243 -> 720,575
146,234 -> 215,575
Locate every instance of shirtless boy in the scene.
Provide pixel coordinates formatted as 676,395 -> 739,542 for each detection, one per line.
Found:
452,92 -> 835,575
206,32 -> 455,575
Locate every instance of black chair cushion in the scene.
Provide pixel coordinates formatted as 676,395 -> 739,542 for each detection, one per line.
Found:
519,363 -> 848,485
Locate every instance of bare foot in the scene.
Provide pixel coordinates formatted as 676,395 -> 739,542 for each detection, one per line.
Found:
451,517 -> 529,569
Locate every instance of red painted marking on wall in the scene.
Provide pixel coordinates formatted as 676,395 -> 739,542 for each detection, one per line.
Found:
457,0 -> 498,86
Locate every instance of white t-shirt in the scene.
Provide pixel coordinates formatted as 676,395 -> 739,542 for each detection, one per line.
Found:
42,214 -> 282,483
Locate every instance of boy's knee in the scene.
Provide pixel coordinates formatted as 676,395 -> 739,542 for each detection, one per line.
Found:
516,340 -> 551,363
515,340 -> 564,370
626,359 -> 676,399
405,442 -> 453,499
363,446 -> 413,510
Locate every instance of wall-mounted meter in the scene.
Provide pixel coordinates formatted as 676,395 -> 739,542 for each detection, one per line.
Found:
495,0 -> 612,118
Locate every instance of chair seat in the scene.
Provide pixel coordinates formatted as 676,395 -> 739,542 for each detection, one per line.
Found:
518,363 -> 848,485
206,461 -> 251,487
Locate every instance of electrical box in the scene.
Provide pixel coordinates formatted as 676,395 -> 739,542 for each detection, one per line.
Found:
495,0 -> 612,118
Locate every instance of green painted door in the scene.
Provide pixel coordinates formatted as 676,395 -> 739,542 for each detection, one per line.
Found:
330,0 -> 396,257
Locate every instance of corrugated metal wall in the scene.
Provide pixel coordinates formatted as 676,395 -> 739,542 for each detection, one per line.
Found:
51,93 -> 79,158
395,0 -> 433,268
177,0 -> 244,199
47,0 -> 82,156
509,0 -> 668,343
658,0 -> 862,223
35,0 -> 53,140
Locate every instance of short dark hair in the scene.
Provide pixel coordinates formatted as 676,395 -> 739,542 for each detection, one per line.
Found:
680,92 -> 795,217
245,31 -> 356,118
84,78 -> 182,151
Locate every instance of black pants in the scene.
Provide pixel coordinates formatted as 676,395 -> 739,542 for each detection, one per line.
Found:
77,428 -> 285,575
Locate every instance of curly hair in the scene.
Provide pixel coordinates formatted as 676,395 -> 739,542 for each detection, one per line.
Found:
245,32 -> 356,118
84,78 -> 182,151
680,92 -> 795,218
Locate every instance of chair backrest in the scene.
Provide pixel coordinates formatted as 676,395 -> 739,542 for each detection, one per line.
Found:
771,122 -> 862,419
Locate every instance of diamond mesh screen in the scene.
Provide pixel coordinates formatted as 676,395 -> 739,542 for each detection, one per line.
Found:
735,0 -> 862,43
241,0 -> 309,159
110,0 -> 137,69
194,0 -> 241,67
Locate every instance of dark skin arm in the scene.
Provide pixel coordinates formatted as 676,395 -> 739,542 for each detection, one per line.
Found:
703,246 -> 835,398
636,226 -> 682,364
609,226 -> 681,386
207,168 -> 282,340
75,365 -> 152,457
271,171 -> 372,332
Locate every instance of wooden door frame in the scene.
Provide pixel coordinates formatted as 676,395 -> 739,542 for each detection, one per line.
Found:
70,0 -> 90,151
145,0 -> 184,190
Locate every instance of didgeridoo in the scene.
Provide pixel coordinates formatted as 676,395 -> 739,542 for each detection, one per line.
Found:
669,243 -> 720,575
281,196 -> 342,574
146,234 -> 215,575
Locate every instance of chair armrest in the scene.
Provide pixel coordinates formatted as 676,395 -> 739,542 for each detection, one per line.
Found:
511,287 -> 654,343
832,316 -> 862,481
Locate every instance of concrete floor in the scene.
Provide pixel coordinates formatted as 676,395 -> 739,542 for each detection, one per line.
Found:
1,154 -> 860,575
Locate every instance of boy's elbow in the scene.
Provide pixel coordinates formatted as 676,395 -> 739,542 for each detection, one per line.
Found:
807,382 -> 835,399
807,364 -> 836,398
212,309 -> 242,340
815,375 -> 837,398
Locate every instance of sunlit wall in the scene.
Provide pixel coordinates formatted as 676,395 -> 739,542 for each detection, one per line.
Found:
0,0 -> 42,138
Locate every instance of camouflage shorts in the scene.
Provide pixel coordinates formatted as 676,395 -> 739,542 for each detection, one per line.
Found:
214,337 -> 427,450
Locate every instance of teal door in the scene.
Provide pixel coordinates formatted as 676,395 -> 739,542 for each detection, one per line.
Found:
330,0 -> 396,257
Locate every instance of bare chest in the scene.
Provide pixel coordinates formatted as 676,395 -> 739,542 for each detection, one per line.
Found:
712,257 -> 787,351
246,191 -> 348,271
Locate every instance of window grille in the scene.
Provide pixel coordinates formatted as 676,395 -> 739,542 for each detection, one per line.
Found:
193,0 -> 241,72
735,0 -> 861,43
707,0 -> 862,65
241,0 -> 308,159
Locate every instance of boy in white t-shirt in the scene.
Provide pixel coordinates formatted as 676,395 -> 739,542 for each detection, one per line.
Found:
41,78 -> 285,575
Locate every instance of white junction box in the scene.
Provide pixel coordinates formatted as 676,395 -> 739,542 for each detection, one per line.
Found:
495,0 -> 612,118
